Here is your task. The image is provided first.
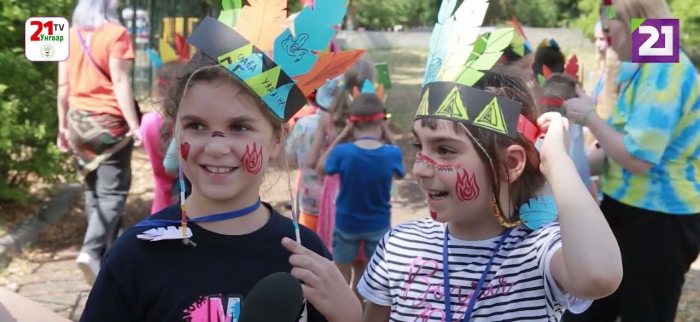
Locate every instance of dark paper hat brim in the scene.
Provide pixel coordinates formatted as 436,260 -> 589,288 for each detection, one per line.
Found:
187,16 -> 306,122
415,82 -> 524,139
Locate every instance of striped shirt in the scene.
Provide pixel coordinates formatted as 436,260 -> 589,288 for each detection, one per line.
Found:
357,219 -> 590,322
602,52 -> 700,214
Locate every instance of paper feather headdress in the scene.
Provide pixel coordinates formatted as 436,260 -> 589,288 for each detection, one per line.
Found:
535,41 -> 581,87
146,33 -> 191,69
186,0 -> 365,122
415,0 -> 540,143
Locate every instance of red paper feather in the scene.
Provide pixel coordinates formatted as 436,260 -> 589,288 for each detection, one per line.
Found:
564,55 -> 579,79
174,34 -> 190,62
293,50 -> 365,96
542,65 -> 553,78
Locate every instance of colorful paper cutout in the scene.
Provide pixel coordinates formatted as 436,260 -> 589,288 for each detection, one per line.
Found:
159,38 -> 178,63
272,0 -> 349,77
374,63 -> 392,90
437,0 -> 489,82
416,89 -> 429,117
218,0 -> 243,27
417,82 -> 522,139
236,0 -> 287,53
473,97 -> 508,135
292,50 -> 365,96
434,87 -> 468,120
452,28 -> 514,86
422,0 -> 458,85
231,53 -> 264,79
219,44 -> 255,68
262,83 -> 294,118
244,66 -> 282,97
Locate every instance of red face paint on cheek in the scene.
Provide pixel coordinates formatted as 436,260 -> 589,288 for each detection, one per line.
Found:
241,143 -> 263,174
455,168 -> 479,202
606,36 -> 612,46
430,210 -> 437,220
180,142 -> 190,161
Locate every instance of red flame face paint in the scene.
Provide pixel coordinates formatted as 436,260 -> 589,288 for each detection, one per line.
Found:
456,168 -> 479,202
241,143 -> 263,174
211,131 -> 225,138
180,142 -> 190,161
606,36 -> 612,47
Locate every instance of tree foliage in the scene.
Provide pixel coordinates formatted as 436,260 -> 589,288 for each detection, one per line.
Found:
0,0 -> 76,201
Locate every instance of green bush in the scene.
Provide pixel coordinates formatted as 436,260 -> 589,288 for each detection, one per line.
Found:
0,0 -> 76,201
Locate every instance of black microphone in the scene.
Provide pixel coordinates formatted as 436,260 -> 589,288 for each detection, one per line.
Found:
239,272 -> 305,322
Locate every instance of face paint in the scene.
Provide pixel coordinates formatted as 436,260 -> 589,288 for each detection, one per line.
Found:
415,153 -> 458,172
241,142 -> 263,174
181,142 -> 191,161
455,168 -> 479,202
430,210 -> 437,220
211,131 -> 225,138
606,36 -> 612,47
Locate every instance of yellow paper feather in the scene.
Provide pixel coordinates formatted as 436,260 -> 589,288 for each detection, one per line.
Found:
235,0 -> 287,54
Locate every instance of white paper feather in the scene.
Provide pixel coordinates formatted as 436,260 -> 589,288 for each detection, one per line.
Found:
137,226 -> 193,241
439,0 -> 490,81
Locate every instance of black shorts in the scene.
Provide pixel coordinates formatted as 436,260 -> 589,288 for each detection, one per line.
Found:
563,195 -> 700,322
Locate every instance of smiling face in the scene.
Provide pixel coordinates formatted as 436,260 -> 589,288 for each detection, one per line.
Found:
177,80 -> 281,204
411,119 -> 493,223
594,26 -> 608,53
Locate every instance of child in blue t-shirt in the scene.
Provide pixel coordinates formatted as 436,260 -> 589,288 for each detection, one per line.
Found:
316,92 -> 404,293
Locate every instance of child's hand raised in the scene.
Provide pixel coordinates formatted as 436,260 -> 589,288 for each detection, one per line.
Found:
282,237 -> 362,322
537,112 -> 571,174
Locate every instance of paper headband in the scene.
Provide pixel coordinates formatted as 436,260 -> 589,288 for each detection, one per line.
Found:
415,0 -> 539,143
186,0 -> 364,122
146,34 -> 190,69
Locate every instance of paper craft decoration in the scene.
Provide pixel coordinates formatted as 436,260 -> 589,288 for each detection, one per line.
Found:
374,62 -> 392,90
137,226 -> 193,241
187,0 -> 364,122
146,33 -> 191,69
218,0 -> 243,27
507,17 -> 532,57
534,38 -> 580,87
352,79 -> 385,101
519,195 -> 558,230
414,0 -> 540,143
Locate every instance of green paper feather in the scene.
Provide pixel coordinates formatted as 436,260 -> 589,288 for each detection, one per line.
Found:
218,0 -> 243,27
537,74 -> 546,86
454,28 -> 514,87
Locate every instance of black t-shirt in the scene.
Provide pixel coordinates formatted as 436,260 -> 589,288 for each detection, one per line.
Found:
80,203 -> 332,322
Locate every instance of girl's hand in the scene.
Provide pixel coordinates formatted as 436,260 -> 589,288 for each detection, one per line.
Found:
282,237 -> 362,322
56,129 -> 70,153
563,86 -> 595,125
537,112 -> 571,174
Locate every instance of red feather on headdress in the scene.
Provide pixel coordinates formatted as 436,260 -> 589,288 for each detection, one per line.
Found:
564,55 -> 579,79
174,34 -> 191,62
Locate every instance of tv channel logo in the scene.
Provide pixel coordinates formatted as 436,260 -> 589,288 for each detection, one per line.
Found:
25,17 -> 70,62
631,18 -> 679,63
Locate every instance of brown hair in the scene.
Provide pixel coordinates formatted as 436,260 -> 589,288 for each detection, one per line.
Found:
541,73 -> 578,112
349,93 -> 385,130
329,59 -> 376,136
154,61 -> 187,100
160,52 -> 283,149
418,67 -> 545,225
533,46 -> 565,76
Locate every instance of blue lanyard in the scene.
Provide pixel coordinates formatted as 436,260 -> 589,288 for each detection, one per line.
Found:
356,136 -> 380,141
443,227 -> 511,322
135,199 -> 262,227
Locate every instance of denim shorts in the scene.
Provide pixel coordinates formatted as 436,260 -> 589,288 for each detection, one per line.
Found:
332,227 -> 390,264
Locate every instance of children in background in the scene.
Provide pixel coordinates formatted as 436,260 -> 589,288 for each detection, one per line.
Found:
532,40 -> 566,79
140,61 -> 186,214
286,92 -> 325,231
540,73 -> 598,200
358,6 -> 622,320
80,1 -> 365,319
306,60 -> 378,285
316,91 -> 404,299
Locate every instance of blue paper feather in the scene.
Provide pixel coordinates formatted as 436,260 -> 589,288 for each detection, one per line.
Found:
272,0 -> 348,77
360,79 -> 375,94
519,195 -> 558,230
146,48 -> 163,69
423,0 -> 458,85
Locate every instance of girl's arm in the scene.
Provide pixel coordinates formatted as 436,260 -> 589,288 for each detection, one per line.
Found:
57,61 -> 69,131
545,151 -> 622,299
306,113 -> 329,169
587,144 -> 606,176
363,303 -> 390,322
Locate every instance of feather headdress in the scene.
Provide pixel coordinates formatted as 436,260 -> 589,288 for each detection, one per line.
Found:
186,0 -> 365,122
146,33 -> 191,68
415,0 -> 540,143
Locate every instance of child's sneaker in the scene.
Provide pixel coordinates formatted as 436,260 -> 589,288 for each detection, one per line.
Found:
76,252 -> 100,286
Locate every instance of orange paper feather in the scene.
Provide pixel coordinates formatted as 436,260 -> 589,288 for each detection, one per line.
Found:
294,50 -> 365,96
543,65 -> 552,78
235,0 -> 287,54
564,55 -> 579,80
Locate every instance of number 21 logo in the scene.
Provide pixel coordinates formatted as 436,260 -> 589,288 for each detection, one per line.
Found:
631,18 -> 680,63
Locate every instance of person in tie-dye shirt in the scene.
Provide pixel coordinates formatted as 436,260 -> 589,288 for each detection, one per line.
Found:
562,0 -> 700,321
